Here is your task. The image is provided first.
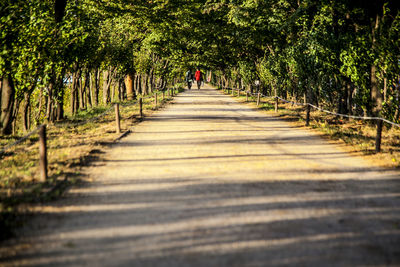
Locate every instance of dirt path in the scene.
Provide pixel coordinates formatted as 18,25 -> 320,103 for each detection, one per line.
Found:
1,85 -> 400,266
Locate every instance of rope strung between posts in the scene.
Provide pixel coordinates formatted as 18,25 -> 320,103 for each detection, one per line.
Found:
0,104 -> 118,155
0,125 -> 43,156
275,96 -> 306,106
0,88 -> 175,155
221,86 -> 400,128
307,103 -> 400,127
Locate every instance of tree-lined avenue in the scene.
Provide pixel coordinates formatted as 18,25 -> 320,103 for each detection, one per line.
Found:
1,85 -> 399,266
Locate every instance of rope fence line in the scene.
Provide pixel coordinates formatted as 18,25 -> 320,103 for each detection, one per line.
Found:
0,86 -> 179,180
221,86 -> 400,128
275,96 -> 400,128
0,89 -> 173,150
220,85 -> 399,152
0,125 -> 42,156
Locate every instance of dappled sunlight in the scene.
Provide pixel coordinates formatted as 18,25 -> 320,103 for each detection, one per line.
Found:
2,87 -> 399,266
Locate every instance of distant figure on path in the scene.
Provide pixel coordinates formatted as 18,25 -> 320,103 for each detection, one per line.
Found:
195,68 -> 203,90
185,69 -> 193,90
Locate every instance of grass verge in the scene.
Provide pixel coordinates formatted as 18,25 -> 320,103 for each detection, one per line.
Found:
220,88 -> 400,169
0,89 -> 177,241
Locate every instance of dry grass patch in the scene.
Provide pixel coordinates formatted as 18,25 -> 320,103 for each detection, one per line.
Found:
0,91 -> 175,240
221,88 -> 400,169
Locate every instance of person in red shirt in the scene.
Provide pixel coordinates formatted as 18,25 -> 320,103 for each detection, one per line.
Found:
195,68 -> 203,90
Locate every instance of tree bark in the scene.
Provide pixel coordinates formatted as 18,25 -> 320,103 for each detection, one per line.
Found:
71,70 -> 81,114
145,74 -> 150,95
23,92 -> 31,132
394,82 -> 400,121
149,69 -> 154,93
46,82 -> 53,122
35,87 -> 44,125
79,73 -> 86,110
92,69 -> 100,106
84,70 -> 92,108
135,74 -> 141,96
371,12 -> 382,116
1,75 -> 15,135
56,74 -> 64,121
111,80 -> 115,102
125,73 -> 134,100
80,70 -> 90,110
347,81 -> 353,116
102,69 -> 112,104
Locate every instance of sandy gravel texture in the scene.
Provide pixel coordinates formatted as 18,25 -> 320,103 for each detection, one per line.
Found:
1,85 -> 400,266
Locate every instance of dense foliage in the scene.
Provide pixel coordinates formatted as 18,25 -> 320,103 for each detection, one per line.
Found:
1,0 -> 399,135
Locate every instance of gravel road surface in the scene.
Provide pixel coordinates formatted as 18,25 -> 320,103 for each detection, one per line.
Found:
1,85 -> 399,266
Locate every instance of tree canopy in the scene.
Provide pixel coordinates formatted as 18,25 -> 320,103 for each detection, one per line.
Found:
1,0 -> 400,134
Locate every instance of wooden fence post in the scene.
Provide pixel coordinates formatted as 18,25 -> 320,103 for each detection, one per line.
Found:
256,92 -> 261,106
306,104 -> 311,126
38,125 -> 48,181
275,97 -> 278,113
115,103 -> 120,133
246,92 -> 249,102
232,88 -> 234,96
375,119 -> 383,152
139,98 -> 143,118
237,89 -> 240,97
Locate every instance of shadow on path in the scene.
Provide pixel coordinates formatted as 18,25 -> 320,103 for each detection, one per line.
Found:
1,86 -> 399,267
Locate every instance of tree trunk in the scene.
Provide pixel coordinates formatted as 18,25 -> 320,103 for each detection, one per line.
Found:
145,74 -> 150,95
23,92 -> 31,132
56,91 -> 64,121
71,70 -> 81,114
125,73 -> 134,100
102,70 -> 112,104
46,83 -> 53,122
161,77 -> 166,90
56,74 -> 64,121
111,80 -> 115,102
122,79 -> 129,100
371,13 -> 382,116
1,75 -> 15,135
141,74 -> 145,94
140,74 -> 147,95
79,74 -> 85,110
149,69 -> 154,93
103,70 -> 109,104
92,69 -> 100,106
12,99 -> 20,135
371,65 -> 382,116
117,79 -> 123,101
394,82 -> 400,121
347,82 -> 353,116
135,74 -> 140,96
35,87 -> 44,125
383,76 -> 387,103
85,70 -> 92,108
80,71 -> 90,110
